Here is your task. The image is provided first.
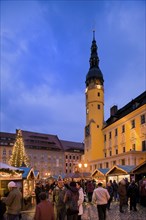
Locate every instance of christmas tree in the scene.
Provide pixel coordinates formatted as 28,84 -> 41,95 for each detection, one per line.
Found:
9,129 -> 30,167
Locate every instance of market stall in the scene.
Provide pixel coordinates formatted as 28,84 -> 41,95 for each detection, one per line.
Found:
20,167 -> 35,206
0,162 -> 23,196
92,168 -> 109,186
106,165 -> 135,182
131,160 -> 146,182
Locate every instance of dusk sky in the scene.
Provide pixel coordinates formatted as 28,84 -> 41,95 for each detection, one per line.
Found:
1,1 -> 145,142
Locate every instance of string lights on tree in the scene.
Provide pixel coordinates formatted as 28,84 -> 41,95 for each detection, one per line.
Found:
9,129 -> 30,167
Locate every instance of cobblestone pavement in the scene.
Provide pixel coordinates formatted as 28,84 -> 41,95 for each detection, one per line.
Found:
21,202 -> 146,220
82,202 -> 146,220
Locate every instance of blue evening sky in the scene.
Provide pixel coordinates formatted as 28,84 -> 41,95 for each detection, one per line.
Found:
1,0 -> 145,142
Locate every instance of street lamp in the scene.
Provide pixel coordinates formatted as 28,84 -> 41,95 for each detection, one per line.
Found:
78,163 -> 88,169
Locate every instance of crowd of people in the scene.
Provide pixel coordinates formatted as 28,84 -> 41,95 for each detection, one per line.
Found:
0,176 -> 146,220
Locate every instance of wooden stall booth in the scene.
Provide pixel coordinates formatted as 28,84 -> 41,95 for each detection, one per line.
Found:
92,168 -> 109,187
20,167 -> 36,208
131,161 -> 146,182
106,165 -> 136,183
0,162 -> 23,196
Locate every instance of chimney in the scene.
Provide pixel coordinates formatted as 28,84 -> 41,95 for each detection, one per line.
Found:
110,105 -> 118,116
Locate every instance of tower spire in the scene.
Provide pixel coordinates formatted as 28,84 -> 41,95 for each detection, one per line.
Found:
93,30 -> 95,41
85,32 -> 104,86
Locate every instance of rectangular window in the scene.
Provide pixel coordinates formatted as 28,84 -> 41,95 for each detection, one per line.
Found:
132,144 -> 136,150
123,147 -> 126,153
97,92 -> 100,97
141,114 -> 145,124
99,163 -> 102,169
116,149 -> 118,155
109,132 -> 112,139
110,151 -> 112,156
106,162 -> 109,168
121,159 -> 125,165
142,140 -> 146,151
113,161 -> 116,165
115,128 -> 118,136
131,119 -> 135,128
122,125 -> 125,133
97,104 -> 100,109
104,153 -> 106,158
104,134 -> 106,142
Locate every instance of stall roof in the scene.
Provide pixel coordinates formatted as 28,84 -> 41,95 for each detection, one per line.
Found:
106,165 -> 136,176
0,162 -> 23,173
92,168 -> 109,176
131,161 -> 146,174
34,170 -> 39,179
20,167 -> 35,179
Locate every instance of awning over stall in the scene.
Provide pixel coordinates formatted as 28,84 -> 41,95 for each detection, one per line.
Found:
21,167 -> 35,180
131,161 -> 146,175
0,162 -> 23,180
92,168 -> 109,177
106,165 -> 135,176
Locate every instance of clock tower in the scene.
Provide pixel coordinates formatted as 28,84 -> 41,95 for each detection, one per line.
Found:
84,31 -> 104,163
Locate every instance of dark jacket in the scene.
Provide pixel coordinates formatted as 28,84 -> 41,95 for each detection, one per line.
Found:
64,185 -> 79,215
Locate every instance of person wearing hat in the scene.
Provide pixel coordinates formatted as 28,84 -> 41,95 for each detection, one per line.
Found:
3,181 -> 22,220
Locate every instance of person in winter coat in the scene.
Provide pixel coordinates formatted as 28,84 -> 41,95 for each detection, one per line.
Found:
127,180 -> 139,211
76,182 -> 84,220
34,192 -> 55,220
118,179 -> 127,213
86,180 -> 95,202
106,182 -> 113,210
3,181 -> 22,220
53,180 -> 66,220
112,180 -> 118,201
92,182 -> 110,220
64,181 -> 79,220
0,194 -> 6,220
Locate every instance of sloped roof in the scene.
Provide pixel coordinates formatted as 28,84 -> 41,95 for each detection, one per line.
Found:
106,165 -> 136,175
60,140 -> 84,152
20,167 -> 34,179
92,168 -> 109,176
21,130 -> 64,151
131,161 -> 146,174
0,162 -> 23,173
104,91 -> 146,128
34,170 -> 39,178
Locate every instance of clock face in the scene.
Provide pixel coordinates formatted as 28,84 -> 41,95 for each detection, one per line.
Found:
97,85 -> 102,89
85,125 -> 90,137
